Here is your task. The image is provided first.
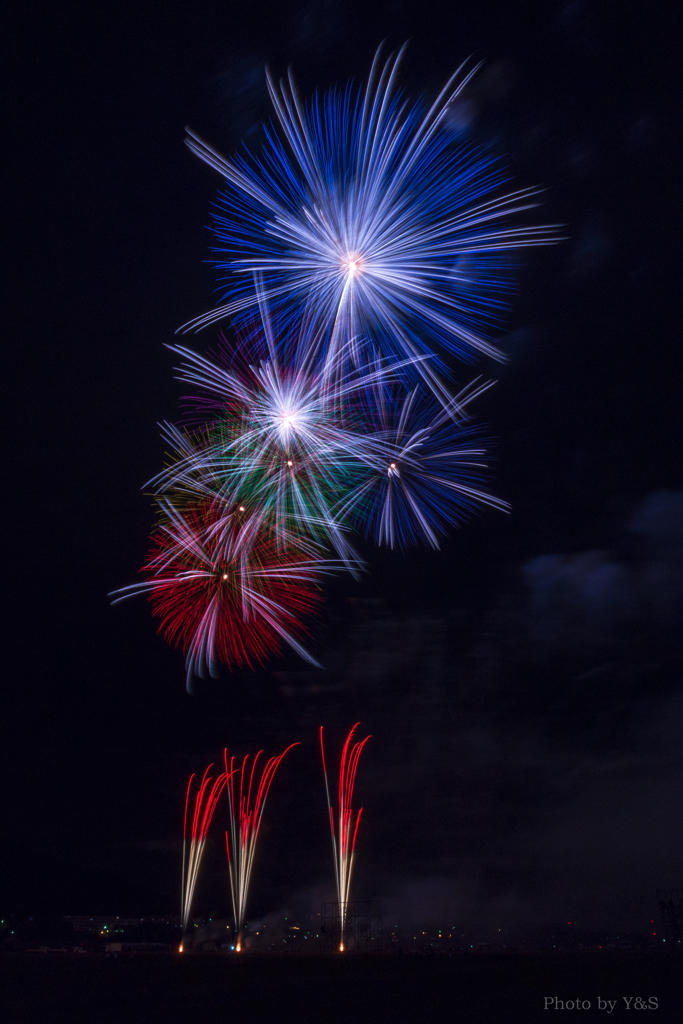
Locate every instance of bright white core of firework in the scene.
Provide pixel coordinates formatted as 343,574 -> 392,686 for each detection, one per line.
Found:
275,406 -> 303,443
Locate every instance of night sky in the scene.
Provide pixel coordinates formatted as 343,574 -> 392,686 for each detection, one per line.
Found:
5,0 -> 682,937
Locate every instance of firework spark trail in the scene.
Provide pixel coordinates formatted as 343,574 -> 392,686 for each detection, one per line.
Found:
320,724 -> 371,951
179,764 -> 228,951
110,500 -> 324,690
182,45 -> 559,404
224,744 -> 299,950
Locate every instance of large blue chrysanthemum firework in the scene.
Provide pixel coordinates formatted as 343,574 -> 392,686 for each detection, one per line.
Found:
183,45 -> 556,401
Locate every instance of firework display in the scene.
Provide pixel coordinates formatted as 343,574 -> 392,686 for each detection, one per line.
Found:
179,763 -> 228,951
113,45 -> 553,685
320,724 -> 371,950
224,744 -> 299,949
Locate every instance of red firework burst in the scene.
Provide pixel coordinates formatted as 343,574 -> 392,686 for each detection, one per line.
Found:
141,500 -> 321,683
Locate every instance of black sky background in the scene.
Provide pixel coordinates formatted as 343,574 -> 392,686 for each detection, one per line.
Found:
4,0 -> 683,935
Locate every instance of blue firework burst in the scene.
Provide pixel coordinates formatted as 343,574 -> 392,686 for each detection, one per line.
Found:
338,380 -> 509,549
183,45 -> 557,403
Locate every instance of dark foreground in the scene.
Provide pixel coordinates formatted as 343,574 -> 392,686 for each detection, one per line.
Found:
1,951 -> 681,1024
